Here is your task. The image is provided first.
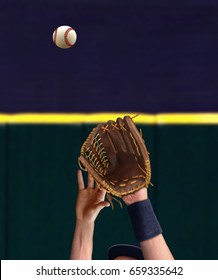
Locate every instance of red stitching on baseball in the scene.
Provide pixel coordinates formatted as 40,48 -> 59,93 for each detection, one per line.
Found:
53,28 -> 58,44
64,28 -> 74,46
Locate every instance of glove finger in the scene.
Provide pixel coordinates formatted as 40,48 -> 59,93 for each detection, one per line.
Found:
106,120 -> 128,153
117,117 -> 136,155
98,121 -> 126,154
97,123 -> 116,153
97,123 -> 117,170
123,116 -> 149,159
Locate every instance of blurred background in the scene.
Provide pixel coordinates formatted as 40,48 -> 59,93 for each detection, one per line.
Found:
0,0 -> 218,259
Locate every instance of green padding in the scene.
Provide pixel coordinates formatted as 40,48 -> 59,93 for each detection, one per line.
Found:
4,125 -> 84,259
155,125 -> 218,260
0,124 -> 218,259
0,125 -> 6,259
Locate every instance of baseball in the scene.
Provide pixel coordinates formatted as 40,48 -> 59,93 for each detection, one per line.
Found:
52,25 -> 77,49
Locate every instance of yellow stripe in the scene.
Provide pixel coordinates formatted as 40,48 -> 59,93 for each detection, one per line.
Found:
0,113 -> 218,124
154,113 -> 218,124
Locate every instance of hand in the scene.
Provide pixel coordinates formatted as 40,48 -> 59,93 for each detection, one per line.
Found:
75,170 -> 110,223
122,187 -> 148,206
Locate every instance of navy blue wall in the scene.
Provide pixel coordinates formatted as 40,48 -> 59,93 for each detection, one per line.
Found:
1,0 -> 218,113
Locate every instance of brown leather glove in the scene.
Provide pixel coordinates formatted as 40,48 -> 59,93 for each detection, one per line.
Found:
78,116 -> 151,206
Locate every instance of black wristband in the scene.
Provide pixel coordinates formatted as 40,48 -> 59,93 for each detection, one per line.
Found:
127,199 -> 162,242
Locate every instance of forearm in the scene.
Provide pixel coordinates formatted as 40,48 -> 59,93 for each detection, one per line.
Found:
70,220 -> 94,260
140,234 -> 174,260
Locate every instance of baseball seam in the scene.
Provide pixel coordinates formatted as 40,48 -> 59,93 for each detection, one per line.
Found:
53,29 -> 58,45
64,28 -> 74,46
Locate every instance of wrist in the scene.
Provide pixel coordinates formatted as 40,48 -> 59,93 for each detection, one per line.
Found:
125,197 -> 148,206
127,199 -> 162,242
76,219 -> 95,229
123,188 -> 148,206
74,219 -> 95,246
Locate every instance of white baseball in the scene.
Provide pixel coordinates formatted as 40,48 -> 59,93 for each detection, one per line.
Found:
52,25 -> 77,49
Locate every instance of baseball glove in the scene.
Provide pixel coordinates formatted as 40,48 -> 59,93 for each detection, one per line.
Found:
78,115 -> 151,208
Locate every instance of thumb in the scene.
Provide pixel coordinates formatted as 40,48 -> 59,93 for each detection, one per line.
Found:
95,201 -> 110,211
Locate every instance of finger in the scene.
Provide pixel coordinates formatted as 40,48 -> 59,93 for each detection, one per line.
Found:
87,173 -> 94,188
77,170 -> 85,190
